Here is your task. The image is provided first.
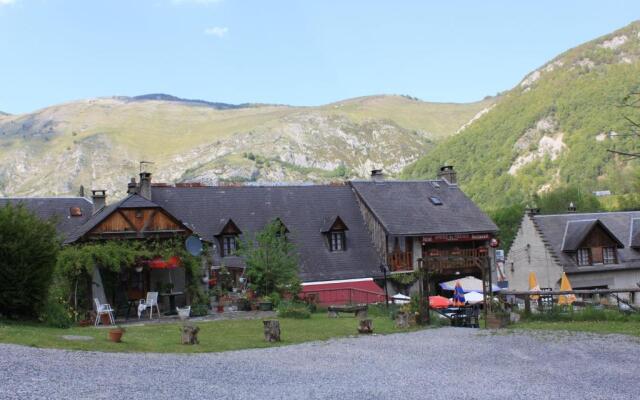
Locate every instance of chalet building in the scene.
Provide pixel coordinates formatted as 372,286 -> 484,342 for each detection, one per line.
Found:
1,166 -> 498,305
506,209 -> 640,304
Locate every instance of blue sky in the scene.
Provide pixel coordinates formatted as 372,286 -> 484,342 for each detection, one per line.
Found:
1,0 -> 639,114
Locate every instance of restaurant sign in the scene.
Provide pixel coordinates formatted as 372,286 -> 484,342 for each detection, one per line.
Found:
422,233 -> 491,243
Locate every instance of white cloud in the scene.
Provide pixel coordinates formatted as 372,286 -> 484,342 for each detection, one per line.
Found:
172,0 -> 223,5
0,0 -> 17,6
204,26 -> 228,38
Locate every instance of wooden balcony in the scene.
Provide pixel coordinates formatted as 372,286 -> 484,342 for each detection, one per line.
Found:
388,251 -> 413,272
423,247 -> 488,272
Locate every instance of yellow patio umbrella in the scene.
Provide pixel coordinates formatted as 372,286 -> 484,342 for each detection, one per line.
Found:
557,272 -> 576,305
528,271 -> 540,300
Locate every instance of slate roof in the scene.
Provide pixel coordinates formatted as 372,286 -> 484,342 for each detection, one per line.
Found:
151,185 -> 383,282
533,211 -> 640,273
350,180 -> 498,236
0,197 -> 92,240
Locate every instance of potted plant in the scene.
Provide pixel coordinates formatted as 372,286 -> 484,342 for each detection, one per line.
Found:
258,295 -> 273,311
108,326 -> 126,343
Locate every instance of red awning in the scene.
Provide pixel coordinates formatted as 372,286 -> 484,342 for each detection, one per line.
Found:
301,279 -> 385,306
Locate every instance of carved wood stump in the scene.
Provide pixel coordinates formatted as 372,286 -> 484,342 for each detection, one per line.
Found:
327,310 -> 339,318
263,319 -> 281,342
395,312 -> 410,328
181,325 -> 200,345
357,319 -> 373,334
355,309 -> 368,320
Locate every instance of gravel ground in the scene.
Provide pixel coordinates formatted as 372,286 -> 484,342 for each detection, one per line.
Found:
1,328 -> 639,400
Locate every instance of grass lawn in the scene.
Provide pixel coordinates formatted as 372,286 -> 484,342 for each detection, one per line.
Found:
0,314 -> 418,353
510,320 -> 640,337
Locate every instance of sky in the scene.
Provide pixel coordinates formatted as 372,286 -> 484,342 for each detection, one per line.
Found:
1,0 -> 640,114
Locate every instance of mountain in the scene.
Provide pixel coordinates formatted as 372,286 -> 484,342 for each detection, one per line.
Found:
0,94 -> 493,198
403,21 -> 640,210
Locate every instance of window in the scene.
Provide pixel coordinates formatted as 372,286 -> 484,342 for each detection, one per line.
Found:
221,235 -> 237,256
429,196 -> 443,205
603,247 -> 617,264
577,248 -> 591,266
330,231 -> 346,252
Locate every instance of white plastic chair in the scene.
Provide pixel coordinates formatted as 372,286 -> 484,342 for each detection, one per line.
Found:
94,298 -> 115,326
138,291 -> 160,319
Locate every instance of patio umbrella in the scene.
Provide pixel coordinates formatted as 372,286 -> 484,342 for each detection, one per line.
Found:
464,291 -> 484,304
557,272 -> 576,305
392,293 -> 411,304
428,295 -> 450,309
529,271 -> 541,301
439,276 -> 501,293
452,281 -> 466,307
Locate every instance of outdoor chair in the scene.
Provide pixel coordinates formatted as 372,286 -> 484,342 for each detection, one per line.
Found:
138,291 -> 160,319
94,298 -> 115,326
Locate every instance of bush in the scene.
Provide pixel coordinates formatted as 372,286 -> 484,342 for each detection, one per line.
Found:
40,300 -> 74,328
277,301 -> 311,319
190,304 -> 209,317
521,305 -> 638,322
0,204 -> 60,318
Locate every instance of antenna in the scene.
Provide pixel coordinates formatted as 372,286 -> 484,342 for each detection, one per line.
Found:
139,160 -> 154,173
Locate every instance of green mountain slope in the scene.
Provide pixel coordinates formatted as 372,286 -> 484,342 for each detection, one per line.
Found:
403,21 -> 640,210
0,94 -> 493,198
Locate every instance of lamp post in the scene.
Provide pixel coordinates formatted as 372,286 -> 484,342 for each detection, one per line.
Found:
417,257 -> 431,326
379,263 -> 390,308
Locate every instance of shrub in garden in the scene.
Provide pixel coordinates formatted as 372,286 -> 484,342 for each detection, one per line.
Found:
277,301 -> 311,319
0,204 -> 60,318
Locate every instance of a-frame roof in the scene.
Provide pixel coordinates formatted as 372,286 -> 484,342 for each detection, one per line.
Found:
561,219 -> 624,251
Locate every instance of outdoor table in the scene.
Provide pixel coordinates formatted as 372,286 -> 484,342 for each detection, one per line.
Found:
160,291 -> 184,315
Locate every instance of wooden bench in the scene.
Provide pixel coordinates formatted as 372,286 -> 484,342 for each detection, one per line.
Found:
327,304 -> 368,319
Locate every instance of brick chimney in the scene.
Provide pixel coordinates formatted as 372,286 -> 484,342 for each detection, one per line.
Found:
437,165 -> 457,184
370,169 -> 384,182
127,177 -> 138,195
139,172 -> 152,200
91,190 -> 106,214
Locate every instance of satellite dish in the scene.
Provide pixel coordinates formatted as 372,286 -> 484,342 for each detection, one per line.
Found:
185,235 -> 203,256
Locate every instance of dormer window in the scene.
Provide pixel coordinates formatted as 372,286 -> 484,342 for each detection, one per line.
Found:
603,247 -> 617,264
330,231 -> 345,252
577,248 -> 591,266
221,235 -> 237,256
322,216 -> 348,252
216,218 -> 242,257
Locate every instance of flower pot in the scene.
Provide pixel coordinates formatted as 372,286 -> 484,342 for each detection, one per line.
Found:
258,302 -> 273,311
100,314 -> 112,326
108,328 -> 125,343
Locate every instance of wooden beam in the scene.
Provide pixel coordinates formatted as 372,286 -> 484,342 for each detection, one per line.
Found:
141,209 -> 159,234
502,288 -> 640,296
117,210 -> 138,232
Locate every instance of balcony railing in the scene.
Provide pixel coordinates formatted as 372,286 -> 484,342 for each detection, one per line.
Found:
423,247 -> 488,271
388,251 -> 413,272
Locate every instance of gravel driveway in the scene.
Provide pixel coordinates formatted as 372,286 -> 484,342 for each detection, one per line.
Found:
1,328 -> 639,400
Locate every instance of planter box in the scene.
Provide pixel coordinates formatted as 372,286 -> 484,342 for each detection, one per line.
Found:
485,313 -> 509,329
258,302 -> 273,311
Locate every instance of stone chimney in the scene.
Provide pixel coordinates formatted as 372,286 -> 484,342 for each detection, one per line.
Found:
370,169 -> 384,182
127,177 -> 138,195
437,165 -> 457,184
568,202 -> 577,213
139,172 -> 152,200
91,190 -> 106,214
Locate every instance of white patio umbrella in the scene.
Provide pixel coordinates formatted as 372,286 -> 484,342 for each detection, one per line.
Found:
439,276 -> 501,293
392,293 -> 411,304
463,291 -> 484,304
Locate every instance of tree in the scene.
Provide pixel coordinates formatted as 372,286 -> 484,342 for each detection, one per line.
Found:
0,204 -> 60,318
237,220 -> 300,297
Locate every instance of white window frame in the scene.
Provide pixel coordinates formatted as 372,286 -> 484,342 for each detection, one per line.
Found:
602,247 -> 617,264
577,248 -> 591,266
330,231 -> 345,252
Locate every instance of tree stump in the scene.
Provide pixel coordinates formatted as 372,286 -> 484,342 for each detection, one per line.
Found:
357,319 -> 373,334
263,319 -> 281,342
327,310 -> 339,318
355,309 -> 368,320
395,312 -> 410,328
181,325 -> 200,345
